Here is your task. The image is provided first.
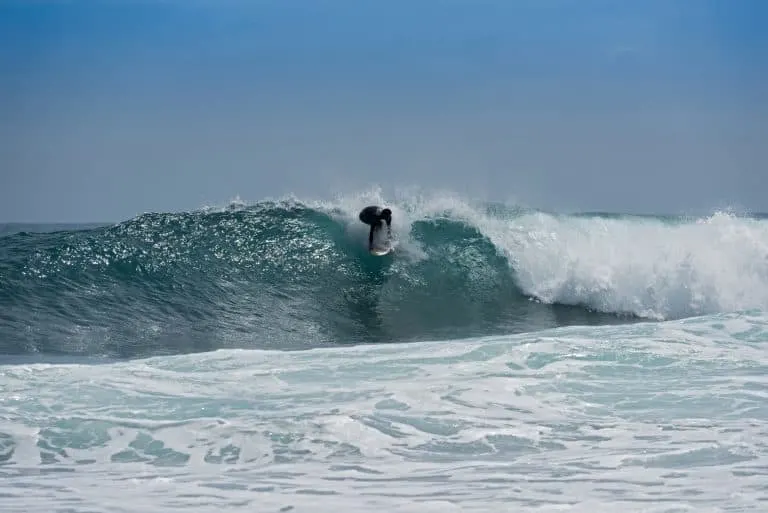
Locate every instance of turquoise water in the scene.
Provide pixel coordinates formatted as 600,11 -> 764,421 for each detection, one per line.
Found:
2,191 -> 768,511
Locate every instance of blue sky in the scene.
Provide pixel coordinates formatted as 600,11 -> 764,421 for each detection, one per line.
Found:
1,0 -> 767,222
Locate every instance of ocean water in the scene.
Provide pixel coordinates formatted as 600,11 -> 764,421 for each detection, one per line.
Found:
2,191 -> 768,512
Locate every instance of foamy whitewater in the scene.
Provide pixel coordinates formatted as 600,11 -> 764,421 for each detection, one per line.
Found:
2,189 -> 768,512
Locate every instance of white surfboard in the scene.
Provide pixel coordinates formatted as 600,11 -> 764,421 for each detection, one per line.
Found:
370,245 -> 391,256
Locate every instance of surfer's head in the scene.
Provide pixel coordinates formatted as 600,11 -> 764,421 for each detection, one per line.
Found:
381,208 -> 392,223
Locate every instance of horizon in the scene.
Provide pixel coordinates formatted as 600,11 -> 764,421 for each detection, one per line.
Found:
2,0 -> 767,223
3,201 -> 768,228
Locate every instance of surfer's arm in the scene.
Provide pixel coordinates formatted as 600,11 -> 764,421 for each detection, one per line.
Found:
368,226 -> 375,249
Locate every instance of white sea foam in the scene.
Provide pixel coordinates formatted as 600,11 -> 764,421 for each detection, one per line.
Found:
2,312 -> 767,512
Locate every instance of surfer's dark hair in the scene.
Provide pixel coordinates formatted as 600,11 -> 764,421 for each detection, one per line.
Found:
381,208 -> 392,221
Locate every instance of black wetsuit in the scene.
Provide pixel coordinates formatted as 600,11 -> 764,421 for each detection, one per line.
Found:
358,206 -> 392,250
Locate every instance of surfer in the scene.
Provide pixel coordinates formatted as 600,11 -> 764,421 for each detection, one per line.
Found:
358,206 -> 392,251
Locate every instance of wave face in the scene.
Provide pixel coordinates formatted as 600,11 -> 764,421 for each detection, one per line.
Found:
2,192 -> 768,358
